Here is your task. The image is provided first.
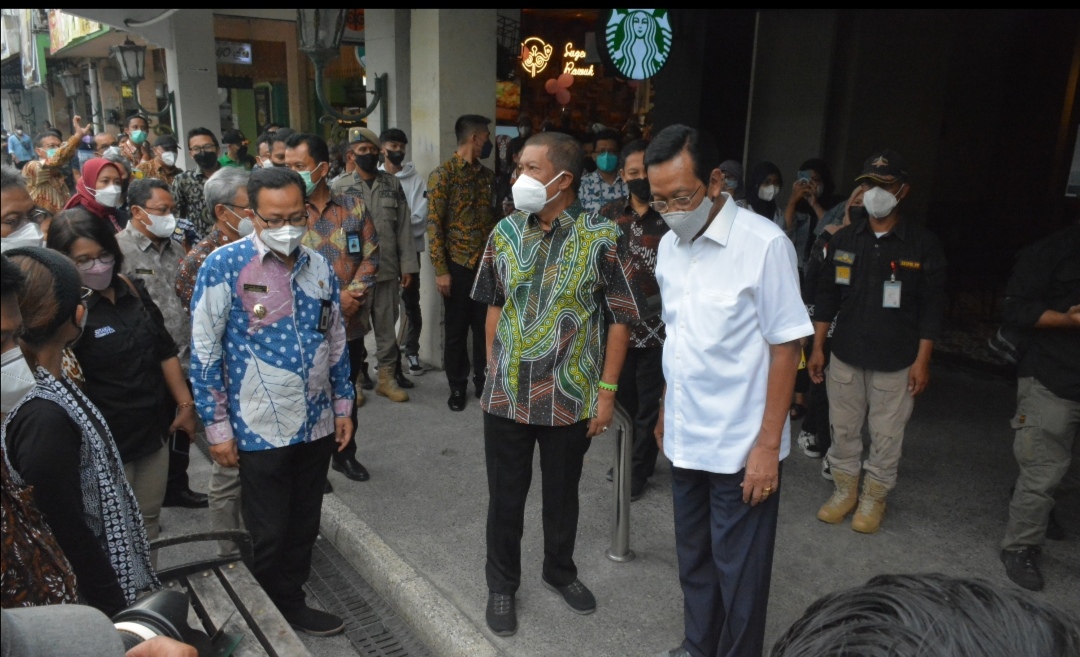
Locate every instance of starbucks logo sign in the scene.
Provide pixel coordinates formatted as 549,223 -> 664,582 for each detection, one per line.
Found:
603,9 -> 673,80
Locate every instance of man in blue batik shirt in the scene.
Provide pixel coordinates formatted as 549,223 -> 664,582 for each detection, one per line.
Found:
189,167 -> 354,637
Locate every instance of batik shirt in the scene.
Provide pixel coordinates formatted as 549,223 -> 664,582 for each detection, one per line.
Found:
135,159 -> 181,186
300,194 -> 379,340
579,171 -> 628,214
471,201 -> 641,426
599,197 -> 669,349
426,153 -> 496,276
189,233 -> 354,452
175,228 -> 231,311
21,133 -> 80,214
171,169 -> 214,242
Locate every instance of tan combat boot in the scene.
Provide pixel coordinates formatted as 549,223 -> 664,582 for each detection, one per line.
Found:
851,477 -> 889,534
355,383 -> 365,409
816,470 -> 859,524
375,365 -> 409,402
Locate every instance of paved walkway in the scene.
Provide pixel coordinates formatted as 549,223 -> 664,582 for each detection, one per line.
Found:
324,362 -> 1080,656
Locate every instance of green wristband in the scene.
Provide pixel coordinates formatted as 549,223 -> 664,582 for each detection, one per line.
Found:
597,381 -> 618,392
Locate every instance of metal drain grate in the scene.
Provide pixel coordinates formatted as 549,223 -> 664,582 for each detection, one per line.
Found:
307,536 -> 435,657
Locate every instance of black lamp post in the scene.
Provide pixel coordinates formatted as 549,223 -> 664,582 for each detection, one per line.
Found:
110,37 -> 173,118
296,9 -> 386,126
9,89 -> 35,126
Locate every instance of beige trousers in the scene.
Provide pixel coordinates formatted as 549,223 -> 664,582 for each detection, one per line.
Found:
208,462 -> 244,558
123,443 -> 169,566
825,356 -> 916,490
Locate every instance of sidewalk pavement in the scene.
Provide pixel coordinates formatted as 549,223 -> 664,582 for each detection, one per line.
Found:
324,362 -> 1080,656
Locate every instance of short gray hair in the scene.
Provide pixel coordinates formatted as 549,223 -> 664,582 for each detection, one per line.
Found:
204,167 -> 250,209
1,164 -> 28,192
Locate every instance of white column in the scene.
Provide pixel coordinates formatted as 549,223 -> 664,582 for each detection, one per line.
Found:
364,8 -> 411,137
409,9 -> 497,371
160,10 -> 220,169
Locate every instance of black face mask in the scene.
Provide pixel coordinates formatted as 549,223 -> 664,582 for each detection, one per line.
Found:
355,153 -> 379,173
583,156 -> 598,173
193,151 -> 218,169
480,139 -> 493,160
849,205 -> 869,223
627,178 -> 651,202
385,151 -> 405,167
236,146 -> 248,160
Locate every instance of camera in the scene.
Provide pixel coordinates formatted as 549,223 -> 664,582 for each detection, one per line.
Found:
112,590 -> 211,654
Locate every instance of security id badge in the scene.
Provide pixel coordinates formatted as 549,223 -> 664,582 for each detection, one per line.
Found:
835,266 -> 852,285
883,281 -> 902,308
317,299 -> 333,332
346,231 -> 362,254
833,249 -> 855,285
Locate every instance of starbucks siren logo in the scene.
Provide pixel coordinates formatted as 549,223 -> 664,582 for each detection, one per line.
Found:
604,9 -> 673,80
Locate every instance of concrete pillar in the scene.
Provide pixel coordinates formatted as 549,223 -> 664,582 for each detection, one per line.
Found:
364,9 -> 411,137
161,10 -> 220,169
409,8 -> 497,372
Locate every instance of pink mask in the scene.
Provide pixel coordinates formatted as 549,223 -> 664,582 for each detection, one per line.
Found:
82,259 -> 114,291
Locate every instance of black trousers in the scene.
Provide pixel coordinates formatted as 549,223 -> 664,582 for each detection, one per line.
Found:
401,252 -> 422,357
238,436 -> 335,612
484,413 -> 591,594
335,338 -> 365,464
164,384 -> 192,496
445,261 -> 486,393
615,346 -> 665,483
802,340 -> 832,453
672,464 -> 781,657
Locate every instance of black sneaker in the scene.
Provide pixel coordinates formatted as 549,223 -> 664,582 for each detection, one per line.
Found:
485,592 -> 516,636
395,368 -> 416,389
542,577 -> 596,615
406,354 -> 424,376
283,605 -> 345,636
1000,547 -> 1044,591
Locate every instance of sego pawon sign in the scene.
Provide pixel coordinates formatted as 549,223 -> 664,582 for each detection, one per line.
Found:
520,37 -> 595,78
601,9 -> 672,80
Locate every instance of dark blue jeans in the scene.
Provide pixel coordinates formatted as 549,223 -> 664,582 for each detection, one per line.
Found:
672,463 -> 781,657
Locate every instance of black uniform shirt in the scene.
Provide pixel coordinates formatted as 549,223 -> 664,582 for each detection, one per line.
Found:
815,217 -> 947,372
1003,224 -> 1080,402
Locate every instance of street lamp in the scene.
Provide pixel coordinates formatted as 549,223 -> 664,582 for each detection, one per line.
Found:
57,65 -> 82,100
296,8 -> 386,126
110,37 -> 173,117
9,89 -> 35,126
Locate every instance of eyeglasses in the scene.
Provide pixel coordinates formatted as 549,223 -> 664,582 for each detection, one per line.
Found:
74,252 -> 115,272
252,210 -> 308,229
189,145 -> 218,154
80,287 -> 93,300
648,186 -> 702,214
1,207 -> 50,228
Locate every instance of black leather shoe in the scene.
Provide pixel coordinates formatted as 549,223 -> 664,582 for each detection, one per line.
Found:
283,605 -> 345,636
332,457 -> 371,482
162,489 -> 209,508
359,367 -> 374,390
448,390 -> 467,412
395,368 -> 415,389
1000,547 -> 1044,591
485,592 -> 516,636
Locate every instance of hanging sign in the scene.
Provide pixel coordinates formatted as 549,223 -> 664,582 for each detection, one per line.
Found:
216,40 -> 252,66
602,9 -> 673,80
520,37 -> 553,78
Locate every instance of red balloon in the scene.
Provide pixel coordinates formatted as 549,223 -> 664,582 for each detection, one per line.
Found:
558,73 -> 574,88
555,88 -> 571,105
544,78 -> 559,94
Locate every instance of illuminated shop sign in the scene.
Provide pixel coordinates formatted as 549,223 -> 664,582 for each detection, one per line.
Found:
520,37 -> 595,78
603,9 -> 672,80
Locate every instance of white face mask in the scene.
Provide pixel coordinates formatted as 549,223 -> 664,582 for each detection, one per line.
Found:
225,207 -> 254,237
260,158 -> 273,169
758,184 -> 778,202
140,209 -> 177,238
1,347 -> 36,414
102,146 -> 122,160
160,151 -> 177,167
260,225 -> 305,256
862,185 -> 903,219
1,221 -> 45,252
511,171 -> 566,215
663,195 -> 715,243
93,184 -> 122,208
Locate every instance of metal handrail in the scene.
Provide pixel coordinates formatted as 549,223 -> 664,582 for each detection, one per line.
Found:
606,401 -> 635,562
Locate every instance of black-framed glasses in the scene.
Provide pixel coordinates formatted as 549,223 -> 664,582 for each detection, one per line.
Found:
252,210 -> 307,229
648,185 -> 702,214
189,145 -> 218,154
74,253 -> 116,272
1,207 -> 50,228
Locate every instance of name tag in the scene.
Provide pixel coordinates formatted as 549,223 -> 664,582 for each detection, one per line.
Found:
833,249 -> 855,265
135,268 -> 155,276
883,281 -> 902,308
243,283 -> 268,293
317,299 -> 332,332
835,265 -> 852,285
95,326 -> 116,338
346,231 -> 362,254
899,260 -> 922,270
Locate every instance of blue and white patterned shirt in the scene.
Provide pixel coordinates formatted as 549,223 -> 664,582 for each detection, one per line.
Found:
189,232 -> 354,452
579,171 -> 628,214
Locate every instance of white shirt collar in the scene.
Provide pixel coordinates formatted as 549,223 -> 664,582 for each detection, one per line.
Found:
700,192 -> 738,247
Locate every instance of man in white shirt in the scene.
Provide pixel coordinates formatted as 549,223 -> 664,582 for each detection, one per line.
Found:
646,125 -> 812,657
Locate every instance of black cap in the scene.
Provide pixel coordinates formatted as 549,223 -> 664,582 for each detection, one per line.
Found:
221,129 -> 247,146
152,134 -> 178,150
856,149 -> 908,184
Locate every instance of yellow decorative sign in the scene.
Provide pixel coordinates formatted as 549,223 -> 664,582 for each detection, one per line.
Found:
562,41 -> 595,77
520,37 -> 553,78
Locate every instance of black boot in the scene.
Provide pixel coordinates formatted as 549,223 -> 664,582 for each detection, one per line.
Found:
395,359 -> 415,389
359,364 -> 374,390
